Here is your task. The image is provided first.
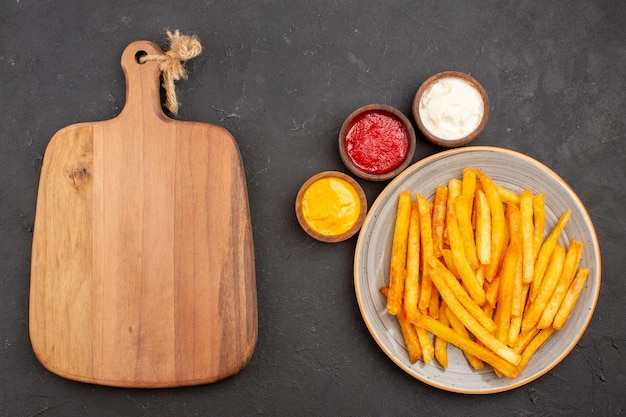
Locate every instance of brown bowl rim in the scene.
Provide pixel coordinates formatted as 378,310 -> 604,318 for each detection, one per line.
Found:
295,171 -> 368,243
339,104 -> 416,181
412,71 -> 490,148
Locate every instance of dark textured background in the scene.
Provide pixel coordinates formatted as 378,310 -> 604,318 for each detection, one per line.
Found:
1,1 -> 624,416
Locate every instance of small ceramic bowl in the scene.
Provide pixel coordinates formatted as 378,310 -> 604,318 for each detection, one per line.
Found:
412,71 -> 489,148
339,104 -> 416,181
295,171 -> 367,243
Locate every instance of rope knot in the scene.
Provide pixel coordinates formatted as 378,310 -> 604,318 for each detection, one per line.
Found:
141,30 -> 202,115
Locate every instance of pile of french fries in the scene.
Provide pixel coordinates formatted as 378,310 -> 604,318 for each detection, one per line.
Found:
382,167 -> 588,379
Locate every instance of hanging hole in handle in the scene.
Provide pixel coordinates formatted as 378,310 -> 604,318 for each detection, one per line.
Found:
135,50 -> 148,64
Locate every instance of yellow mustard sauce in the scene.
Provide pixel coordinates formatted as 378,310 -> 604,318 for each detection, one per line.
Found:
301,176 -> 361,236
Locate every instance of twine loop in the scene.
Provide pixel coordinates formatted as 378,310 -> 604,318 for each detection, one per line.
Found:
140,30 -> 202,115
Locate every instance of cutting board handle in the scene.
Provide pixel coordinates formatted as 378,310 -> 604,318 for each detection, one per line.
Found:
118,40 -> 168,122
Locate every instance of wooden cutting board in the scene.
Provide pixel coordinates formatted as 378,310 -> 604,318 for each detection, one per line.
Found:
29,40 -> 257,388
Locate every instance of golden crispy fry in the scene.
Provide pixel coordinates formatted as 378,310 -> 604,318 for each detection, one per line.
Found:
461,167 -> 477,215
532,194 -> 546,259
476,170 -> 506,282
431,186 -> 448,259
434,304 -> 449,368
427,257 -> 520,365
520,190 -> 535,284
512,249 -> 524,317
386,191 -> 412,316
414,313 -> 518,378
504,204 -> 524,318
417,326 -> 435,364
552,268 -> 589,330
444,307 -> 485,370
495,242 -> 521,345
455,194 -> 480,270
530,210 -> 571,302
429,285 -> 440,319
514,328 -> 556,377
507,200 -> 522,247
475,189 -> 491,265
381,286 -> 422,364
416,194 -> 434,311
398,312 -> 422,364
444,179 -> 462,246
522,244 -> 566,333
446,209 -> 486,306
538,240 -> 584,329
403,200 -> 421,323
498,185 -> 520,205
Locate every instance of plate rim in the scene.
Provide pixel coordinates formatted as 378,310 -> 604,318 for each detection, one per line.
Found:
353,145 -> 602,394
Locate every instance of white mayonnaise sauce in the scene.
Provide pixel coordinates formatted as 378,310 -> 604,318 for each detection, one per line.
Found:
419,77 -> 485,141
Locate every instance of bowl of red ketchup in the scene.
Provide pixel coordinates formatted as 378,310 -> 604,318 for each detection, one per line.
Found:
339,104 -> 416,181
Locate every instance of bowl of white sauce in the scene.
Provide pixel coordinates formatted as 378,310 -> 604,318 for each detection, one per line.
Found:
412,71 -> 489,148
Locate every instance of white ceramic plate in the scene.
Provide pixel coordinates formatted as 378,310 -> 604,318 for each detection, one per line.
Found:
354,146 -> 601,394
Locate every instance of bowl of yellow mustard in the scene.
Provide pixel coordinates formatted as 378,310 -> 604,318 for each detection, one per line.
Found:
295,171 -> 367,242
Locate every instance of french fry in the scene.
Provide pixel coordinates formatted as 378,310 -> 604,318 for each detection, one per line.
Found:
445,307 -> 485,370
538,240 -> 584,329
446,210 -> 486,306
381,287 -> 422,363
506,202 -> 522,251
552,268 -> 589,330
511,249 -> 524,317
498,185 -> 520,205
444,179 -> 462,246
533,194 -> 546,259
403,200 -> 421,323
522,244 -> 566,333
417,194 -> 434,311
434,304 -> 450,368
509,265 -> 526,346
515,328 -> 556,377
427,257 -> 520,365
505,204 -> 524,319
461,167 -> 477,216
386,191 -> 412,316
431,186 -> 448,259
520,190 -> 535,284
495,242 -> 521,346
417,326 -> 435,364
474,189 -> 491,265
476,170 -> 506,282
530,210 -> 571,302
398,312 -> 422,364
414,313 -> 518,378
429,285 -> 440,319
455,194 -> 480,270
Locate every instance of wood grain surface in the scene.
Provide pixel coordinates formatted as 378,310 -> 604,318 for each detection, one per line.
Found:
29,41 -> 257,388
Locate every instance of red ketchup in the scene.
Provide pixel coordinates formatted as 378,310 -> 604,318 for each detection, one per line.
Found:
343,110 -> 409,175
